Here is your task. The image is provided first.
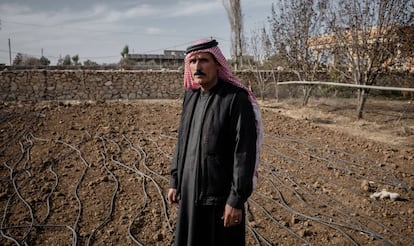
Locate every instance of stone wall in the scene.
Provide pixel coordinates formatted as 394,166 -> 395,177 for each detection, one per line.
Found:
0,70 -> 262,101
0,70 -> 186,101
0,69 -> 412,101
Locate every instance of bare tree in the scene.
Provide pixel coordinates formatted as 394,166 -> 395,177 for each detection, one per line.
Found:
320,0 -> 414,119
268,0 -> 325,106
247,26 -> 287,100
223,0 -> 244,70
246,27 -> 274,99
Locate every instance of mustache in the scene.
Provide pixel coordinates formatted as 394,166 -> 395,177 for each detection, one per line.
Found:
194,70 -> 206,76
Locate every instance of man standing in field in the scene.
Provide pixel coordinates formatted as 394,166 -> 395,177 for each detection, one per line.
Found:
168,38 -> 262,246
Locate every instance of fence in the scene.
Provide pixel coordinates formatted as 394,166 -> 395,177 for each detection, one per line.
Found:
0,69 -> 412,101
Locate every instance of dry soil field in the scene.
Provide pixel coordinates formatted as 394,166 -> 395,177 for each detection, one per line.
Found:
0,98 -> 413,245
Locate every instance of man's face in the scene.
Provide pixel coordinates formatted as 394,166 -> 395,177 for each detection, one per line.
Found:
188,52 -> 219,90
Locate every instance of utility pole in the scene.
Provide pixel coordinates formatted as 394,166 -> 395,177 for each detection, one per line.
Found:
0,19 -> 10,65
8,38 -> 11,65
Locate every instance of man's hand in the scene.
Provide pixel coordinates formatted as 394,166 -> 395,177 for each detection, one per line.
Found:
167,188 -> 178,204
223,204 -> 242,227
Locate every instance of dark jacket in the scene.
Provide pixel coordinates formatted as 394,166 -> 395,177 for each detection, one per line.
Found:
170,81 -> 257,209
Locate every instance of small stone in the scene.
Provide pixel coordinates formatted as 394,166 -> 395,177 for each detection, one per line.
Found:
299,229 -> 313,237
361,180 -> 375,192
291,215 -> 300,225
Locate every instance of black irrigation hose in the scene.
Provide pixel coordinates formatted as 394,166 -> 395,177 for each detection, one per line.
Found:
246,224 -> 274,246
86,137 -> 120,246
41,160 -> 59,224
100,136 -> 149,246
259,169 -> 362,244
11,167 -> 35,244
245,205 -> 263,246
248,198 -> 311,245
256,190 -> 361,245
1,125 -> 172,245
1,136 -> 36,245
132,131 -> 169,183
281,143 -> 414,223
1,162 -> 25,245
267,139 -> 412,245
159,133 -> 177,140
269,135 -> 413,192
261,166 -> 394,244
266,164 -> 368,230
256,184 -> 361,246
262,162 -> 360,225
2,110 -> 410,246
128,171 -> 149,246
260,149 -> 406,243
23,134 -> 35,171
30,132 -> 89,225
263,138 -> 414,227
285,143 -> 408,191
101,134 -> 173,244
328,146 -> 414,177
327,147 -> 414,193
246,225 -> 263,246
18,140 -> 32,178
0,111 -> 42,158
123,135 -> 173,233
274,164 -> 414,243
270,137 -> 413,226
144,130 -> 173,160
0,224 -> 77,245
56,137 -> 91,245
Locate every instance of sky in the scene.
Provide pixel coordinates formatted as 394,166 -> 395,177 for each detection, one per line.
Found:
0,0 -> 275,65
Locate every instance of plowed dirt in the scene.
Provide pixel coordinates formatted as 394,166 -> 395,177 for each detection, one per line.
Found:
1,98 -> 413,245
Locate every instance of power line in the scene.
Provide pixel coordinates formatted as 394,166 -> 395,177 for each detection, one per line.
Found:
141,36 -> 230,54
0,19 -> 231,64
2,19 -> 199,38
0,48 -> 120,62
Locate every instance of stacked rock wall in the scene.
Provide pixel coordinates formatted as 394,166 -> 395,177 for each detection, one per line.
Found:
0,70 -> 185,101
0,69 -> 412,101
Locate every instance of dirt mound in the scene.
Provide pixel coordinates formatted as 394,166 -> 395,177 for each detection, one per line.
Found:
1,99 -> 413,245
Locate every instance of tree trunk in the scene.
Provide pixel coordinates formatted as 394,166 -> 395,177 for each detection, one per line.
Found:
356,88 -> 368,119
254,70 -> 265,100
274,70 -> 279,102
260,76 -> 265,100
275,83 -> 279,102
302,85 -> 313,106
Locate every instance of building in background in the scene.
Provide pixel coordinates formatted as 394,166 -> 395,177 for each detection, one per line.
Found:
127,50 -> 185,69
308,26 -> 414,73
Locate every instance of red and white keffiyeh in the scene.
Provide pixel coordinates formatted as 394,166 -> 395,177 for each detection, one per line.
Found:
184,38 -> 263,188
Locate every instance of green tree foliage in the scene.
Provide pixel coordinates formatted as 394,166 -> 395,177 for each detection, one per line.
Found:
57,55 -> 63,65
26,57 -> 42,66
83,59 -> 99,66
13,53 -> 23,65
72,54 -> 80,65
121,45 -> 129,58
40,56 -> 51,65
12,53 -> 50,66
120,45 -> 133,69
63,55 -> 72,65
